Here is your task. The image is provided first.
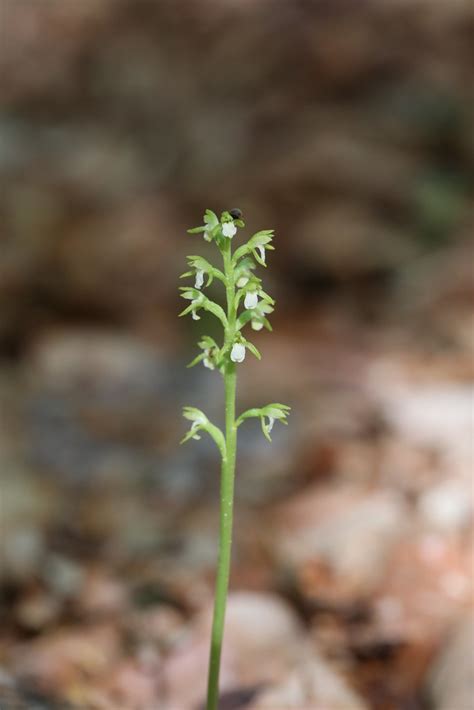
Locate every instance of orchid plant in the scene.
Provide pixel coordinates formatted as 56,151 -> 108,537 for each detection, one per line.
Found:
180,209 -> 290,710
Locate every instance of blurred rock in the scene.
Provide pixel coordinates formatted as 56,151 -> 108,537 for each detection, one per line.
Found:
419,479 -> 472,532
14,591 -> 61,633
29,329 -> 167,393
102,658 -> 161,710
373,375 -> 473,462
163,591 -> 303,709
11,624 -> 121,696
0,682 -> 63,710
271,487 -> 408,598
41,554 -> 84,599
24,330 -> 169,483
163,635 -> 236,710
376,533 -> 471,642
196,592 -> 304,685
249,655 -> 368,710
2,526 -> 45,583
426,612 -> 474,710
78,569 -> 128,617
128,606 -> 186,650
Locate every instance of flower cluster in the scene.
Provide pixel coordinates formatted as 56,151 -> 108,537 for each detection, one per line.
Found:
181,209 -> 290,446
187,209 -> 244,243
236,403 -> 291,441
181,407 -> 226,457
180,208 -> 291,709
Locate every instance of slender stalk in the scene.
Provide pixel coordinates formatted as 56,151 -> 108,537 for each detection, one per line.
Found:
182,210 -> 288,707
206,240 -> 237,710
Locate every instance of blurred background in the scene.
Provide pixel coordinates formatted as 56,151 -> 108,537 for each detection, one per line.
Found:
0,1 -> 473,709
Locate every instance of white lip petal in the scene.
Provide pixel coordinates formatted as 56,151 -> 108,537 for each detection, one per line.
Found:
251,320 -> 264,331
257,245 -> 266,264
267,416 -> 275,433
192,311 -> 200,320
230,343 -> 246,363
244,291 -> 259,309
222,222 -> 237,238
237,276 -> 249,288
194,270 -> 204,289
203,351 -> 215,370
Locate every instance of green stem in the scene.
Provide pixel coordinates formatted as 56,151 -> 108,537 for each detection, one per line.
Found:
206,239 -> 237,710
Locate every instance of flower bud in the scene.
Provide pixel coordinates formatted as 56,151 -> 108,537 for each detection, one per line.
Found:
230,343 -> 246,363
195,270 -> 204,289
222,222 -> 237,238
244,291 -> 259,309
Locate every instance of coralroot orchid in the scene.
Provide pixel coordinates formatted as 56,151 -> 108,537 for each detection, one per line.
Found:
180,209 -> 290,710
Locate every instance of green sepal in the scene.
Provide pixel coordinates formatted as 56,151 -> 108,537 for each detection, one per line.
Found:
232,230 -> 274,265
236,309 -> 254,330
259,289 -> 275,305
187,210 -> 220,239
236,300 -> 274,331
178,302 -> 200,317
187,336 -> 223,370
187,352 -> 206,368
235,257 -> 257,281
252,243 -> 274,267
199,335 -> 219,349
179,287 -> 201,299
202,299 -> 228,327
243,340 -> 261,360
186,256 -> 225,284
204,209 -> 219,223
236,403 -> 291,442
260,416 -> 272,442
178,290 -> 227,327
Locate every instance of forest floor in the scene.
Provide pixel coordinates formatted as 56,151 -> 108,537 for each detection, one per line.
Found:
1,247 -> 472,710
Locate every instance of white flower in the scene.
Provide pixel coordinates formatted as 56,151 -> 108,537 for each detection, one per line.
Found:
251,320 -> 264,331
203,349 -> 215,370
190,421 -> 202,439
257,245 -> 266,264
194,270 -> 204,289
230,343 -> 246,363
237,276 -> 249,288
190,294 -> 204,319
189,412 -> 206,439
244,291 -> 259,309
203,229 -> 212,242
267,416 -> 275,433
222,222 -> 237,238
